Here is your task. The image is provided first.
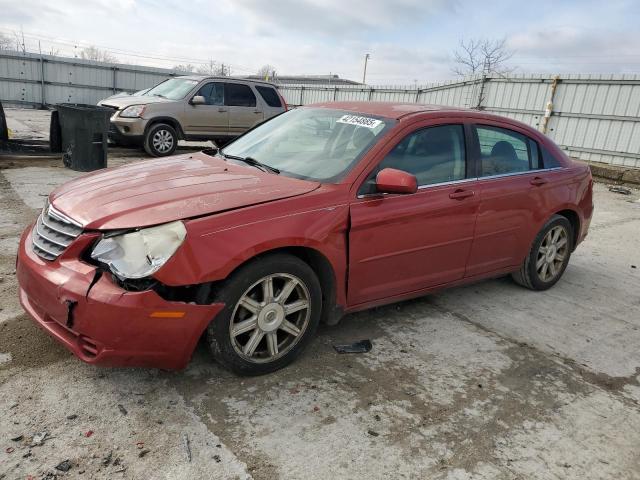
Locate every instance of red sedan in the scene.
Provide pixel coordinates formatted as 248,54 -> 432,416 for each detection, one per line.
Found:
17,102 -> 593,375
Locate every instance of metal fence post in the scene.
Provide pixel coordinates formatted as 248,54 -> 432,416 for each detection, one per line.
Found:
299,86 -> 304,106
112,67 -> 117,94
540,75 -> 560,134
39,56 -> 46,108
476,75 -> 487,110
368,88 -> 374,101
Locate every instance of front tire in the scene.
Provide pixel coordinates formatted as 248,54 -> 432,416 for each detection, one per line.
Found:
207,254 -> 322,375
144,123 -> 178,157
512,214 -> 573,291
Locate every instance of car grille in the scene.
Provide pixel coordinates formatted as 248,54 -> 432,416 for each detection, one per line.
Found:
32,202 -> 83,261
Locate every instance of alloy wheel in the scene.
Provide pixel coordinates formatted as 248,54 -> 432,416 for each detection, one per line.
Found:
152,129 -> 174,153
229,273 -> 311,363
536,225 -> 569,282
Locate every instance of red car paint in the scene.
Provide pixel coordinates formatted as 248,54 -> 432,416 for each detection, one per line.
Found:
17,102 -> 593,369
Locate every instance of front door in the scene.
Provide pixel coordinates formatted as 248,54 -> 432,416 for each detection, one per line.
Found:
348,123 -> 480,306
183,82 -> 227,137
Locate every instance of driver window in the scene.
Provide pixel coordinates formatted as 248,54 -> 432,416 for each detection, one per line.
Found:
195,82 -> 224,105
379,124 -> 466,187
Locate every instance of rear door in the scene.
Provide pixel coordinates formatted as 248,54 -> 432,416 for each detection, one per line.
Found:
254,85 -> 285,120
348,121 -> 480,306
465,122 -> 563,276
183,82 -> 228,137
226,82 -> 263,134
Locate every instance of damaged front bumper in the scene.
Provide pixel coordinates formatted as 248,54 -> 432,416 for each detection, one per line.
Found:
16,226 -> 223,370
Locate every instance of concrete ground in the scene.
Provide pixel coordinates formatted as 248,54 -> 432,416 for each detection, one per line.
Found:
1,109 -> 640,479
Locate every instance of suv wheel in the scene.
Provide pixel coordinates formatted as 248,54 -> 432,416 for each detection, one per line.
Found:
144,123 -> 178,157
207,254 -> 322,375
512,214 -> 573,291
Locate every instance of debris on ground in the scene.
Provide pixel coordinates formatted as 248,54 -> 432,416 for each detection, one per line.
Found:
183,433 -> 191,462
213,454 -> 221,463
117,404 -> 128,416
55,459 -> 72,472
11,434 -> 24,441
138,449 -> 150,458
84,430 -> 94,438
367,429 -> 379,437
609,185 -> 632,195
135,441 -> 144,449
31,431 -> 48,446
66,414 -> 77,420
333,339 -> 373,354
102,450 -> 113,466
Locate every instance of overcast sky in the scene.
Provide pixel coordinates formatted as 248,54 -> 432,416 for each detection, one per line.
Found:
1,0 -> 639,84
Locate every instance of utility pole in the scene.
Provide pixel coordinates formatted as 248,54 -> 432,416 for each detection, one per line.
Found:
362,53 -> 370,85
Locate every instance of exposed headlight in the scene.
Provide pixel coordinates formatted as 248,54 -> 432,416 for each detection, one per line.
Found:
119,105 -> 146,118
91,221 -> 186,280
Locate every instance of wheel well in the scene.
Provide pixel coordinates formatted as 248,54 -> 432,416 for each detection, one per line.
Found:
555,209 -> 580,250
145,117 -> 184,140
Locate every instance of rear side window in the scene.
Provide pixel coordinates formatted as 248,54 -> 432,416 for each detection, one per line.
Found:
225,83 -> 256,107
476,125 -> 540,176
379,124 -> 466,186
255,86 -> 282,108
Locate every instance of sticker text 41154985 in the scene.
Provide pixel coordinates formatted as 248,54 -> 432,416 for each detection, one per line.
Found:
336,114 -> 382,129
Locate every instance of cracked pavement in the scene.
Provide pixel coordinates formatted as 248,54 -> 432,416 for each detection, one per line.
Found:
1,115 -> 640,479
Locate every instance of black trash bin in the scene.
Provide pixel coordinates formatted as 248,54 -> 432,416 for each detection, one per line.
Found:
0,100 -> 8,143
56,103 -> 113,171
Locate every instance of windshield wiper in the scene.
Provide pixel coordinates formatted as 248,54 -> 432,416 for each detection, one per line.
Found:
221,153 -> 280,174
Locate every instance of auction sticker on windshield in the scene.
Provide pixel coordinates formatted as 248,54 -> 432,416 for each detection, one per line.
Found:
337,114 -> 382,129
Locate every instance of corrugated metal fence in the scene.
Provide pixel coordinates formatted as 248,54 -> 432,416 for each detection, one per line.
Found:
0,51 -> 178,106
279,74 -> 640,168
1,50 -> 639,168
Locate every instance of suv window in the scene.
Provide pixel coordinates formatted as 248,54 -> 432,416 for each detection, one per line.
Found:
476,125 -> 541,176
195,82 -> 224,105
225,83 -> 256,107
255,86 -> 282,108
379,124 -> 466,187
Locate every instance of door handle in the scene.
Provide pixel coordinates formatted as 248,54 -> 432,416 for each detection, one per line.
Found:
449,189 -> 475,200
253,110 -> 262,114
218,108 -> 228,113
530,176 -> 548,186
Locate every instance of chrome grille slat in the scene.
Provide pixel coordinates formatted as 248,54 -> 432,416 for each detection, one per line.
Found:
40,214 -> 80,237
31,204 -> 83,261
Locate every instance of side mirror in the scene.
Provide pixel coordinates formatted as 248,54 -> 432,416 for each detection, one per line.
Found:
191,95 -> 206,105
376,168 -> 418,194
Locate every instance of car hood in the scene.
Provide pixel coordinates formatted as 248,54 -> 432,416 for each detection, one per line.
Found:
98,95 -> 170,109
49,152 -> 321,230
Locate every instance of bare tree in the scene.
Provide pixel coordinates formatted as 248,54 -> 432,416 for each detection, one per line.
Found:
196,60 -> 229,76
452,38 -> 514,76
173,64 -> 197,74
256,64 -> 276,80
79,46 -> 118,63
0,33 -> 12,51
13,29 -> 26,54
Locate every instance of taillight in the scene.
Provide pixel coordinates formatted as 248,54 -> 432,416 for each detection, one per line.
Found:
278,92 -> 288,111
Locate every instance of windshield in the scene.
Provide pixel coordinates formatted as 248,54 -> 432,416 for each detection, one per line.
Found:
145,78 -> 198,100
221,108 -> 394,182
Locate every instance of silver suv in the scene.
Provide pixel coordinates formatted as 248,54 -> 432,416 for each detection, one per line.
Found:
98,76 -> 287,157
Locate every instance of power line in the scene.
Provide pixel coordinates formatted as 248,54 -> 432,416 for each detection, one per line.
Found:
0,28 -> 258,73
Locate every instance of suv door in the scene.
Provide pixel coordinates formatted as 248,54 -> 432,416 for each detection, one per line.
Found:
465,122 -> 563,276
255,85 -> 285,120
183,82 -> 227,137
348,122 -> 480,306
225,82 -> 263,134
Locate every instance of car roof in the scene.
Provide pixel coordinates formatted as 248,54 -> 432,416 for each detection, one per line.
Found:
306,101 -> 539,132
306,101 -> 468,120
175,75 -> 278,87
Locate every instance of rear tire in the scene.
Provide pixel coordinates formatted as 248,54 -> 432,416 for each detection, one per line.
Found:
512,214 -> 573,291
144,123 -> 177,157
207,254 -> 322,375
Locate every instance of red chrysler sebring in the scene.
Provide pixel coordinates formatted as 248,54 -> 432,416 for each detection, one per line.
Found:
17,102 -> 593,375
